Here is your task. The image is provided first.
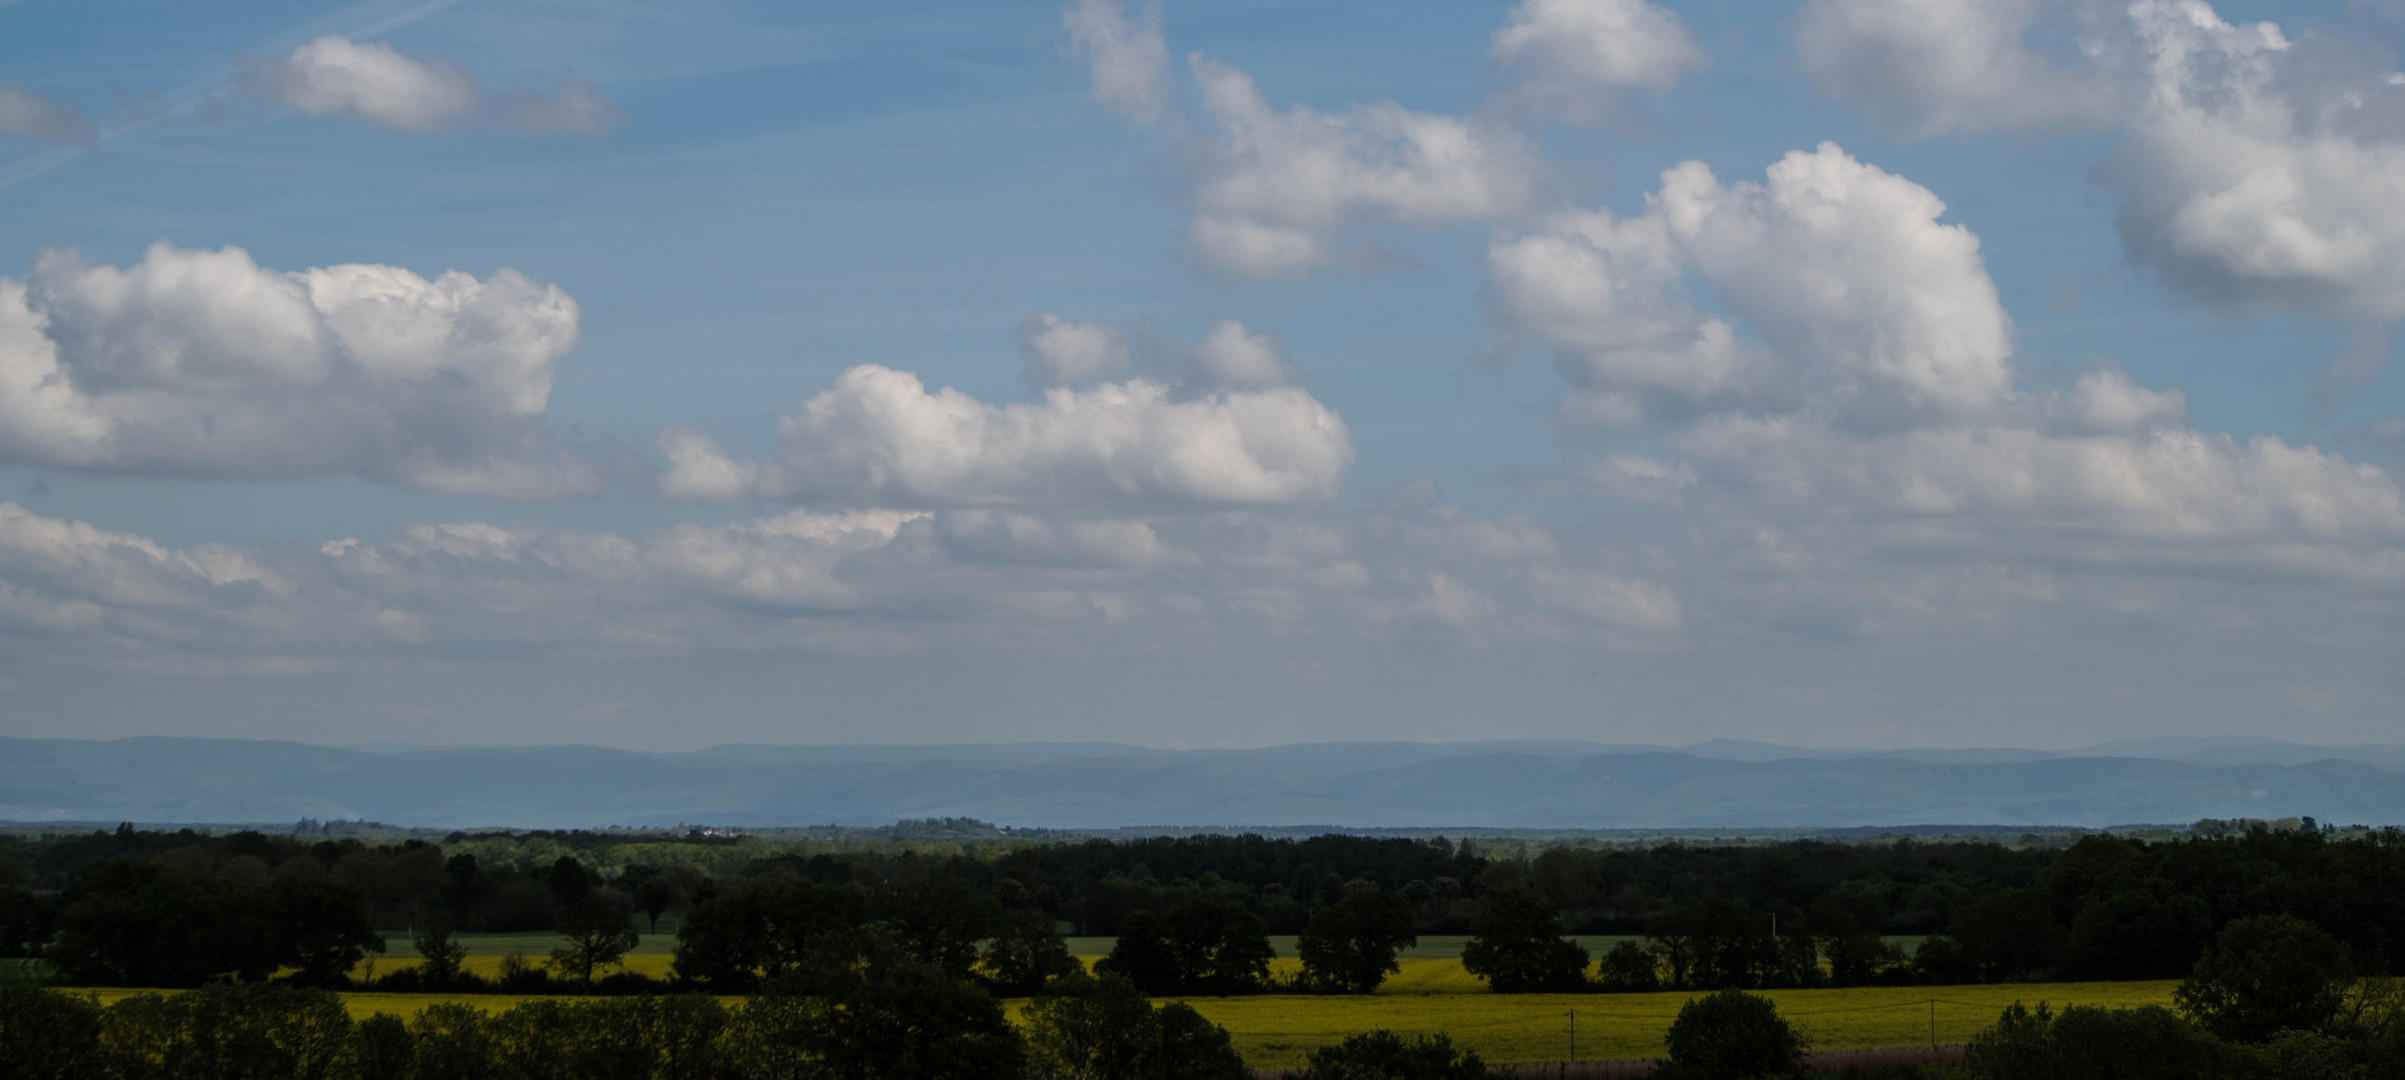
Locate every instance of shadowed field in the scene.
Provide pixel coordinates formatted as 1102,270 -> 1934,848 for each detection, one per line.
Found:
59,975 -> 2177,1069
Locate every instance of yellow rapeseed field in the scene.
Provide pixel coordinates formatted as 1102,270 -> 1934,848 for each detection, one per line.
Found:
315,947 -> 2183,1063
86,946 -> 2177,1070
1153,981 -> 2179,1068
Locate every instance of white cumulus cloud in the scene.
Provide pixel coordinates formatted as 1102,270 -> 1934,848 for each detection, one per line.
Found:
2100,1 -> 2405,321
1183,55 -> 1541,278
0,241 -> 596,498
1491,143 -> 2013,426
239,36 -> 623,136
1491,0 -> 1707,124
1190,317 -> 1293,388
657,364 -> 1351,508
1062,0 -> 1172,126
1791,0 -> 2120,138
1021,312 -> 1132,386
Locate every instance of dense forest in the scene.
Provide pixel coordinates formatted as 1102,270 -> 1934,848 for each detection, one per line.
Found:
3,819 -> 2401,994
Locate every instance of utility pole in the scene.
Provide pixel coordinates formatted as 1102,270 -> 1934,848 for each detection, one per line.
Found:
1929,998 -> 1937,1052
1566,1009 -> 1577,1063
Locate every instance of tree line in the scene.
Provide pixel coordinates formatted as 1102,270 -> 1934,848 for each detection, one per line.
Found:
8,822 -> 2405,997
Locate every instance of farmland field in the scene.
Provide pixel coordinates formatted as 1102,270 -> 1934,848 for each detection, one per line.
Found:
61,953 -> 2177,1070
55,980 -> 2177,1068
1153,981 -> 2178,1068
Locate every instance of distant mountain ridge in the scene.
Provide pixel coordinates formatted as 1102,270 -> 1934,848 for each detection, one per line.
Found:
1,735 -> 2400,830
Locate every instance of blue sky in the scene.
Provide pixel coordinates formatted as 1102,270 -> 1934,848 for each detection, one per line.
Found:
0,0 -> 2401,751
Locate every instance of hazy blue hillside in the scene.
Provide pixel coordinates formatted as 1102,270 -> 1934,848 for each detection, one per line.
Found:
1,736 -> 2401,829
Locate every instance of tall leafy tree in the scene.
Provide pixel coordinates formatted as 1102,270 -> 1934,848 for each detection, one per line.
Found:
272,876 -> 385,987
549,895 -> 640,982
1460,885 -> 1589,993
980,907 -> 1080,997
1164,899 -> 1275,995
1097,910 -> 1180,994
874,876 -> 998,981
2175,914 -> 2356,1042
1297,891 -> 1417,994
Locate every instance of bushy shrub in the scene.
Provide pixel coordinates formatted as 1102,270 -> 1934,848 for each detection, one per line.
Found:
0,983 -> 102,1080
1299,1029 -> 1487,1080
2175,914 -> 2355,1043
91,983 -> 354,1080
351,1013 -> 413,1080
1594,940 -> 1662,993
1968,1000 -> 2241,1080
1020,972 -> 1247,1080
1659,989 -> 1804,1080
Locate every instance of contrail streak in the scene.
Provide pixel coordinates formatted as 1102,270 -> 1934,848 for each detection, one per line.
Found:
0,0 -> 470,194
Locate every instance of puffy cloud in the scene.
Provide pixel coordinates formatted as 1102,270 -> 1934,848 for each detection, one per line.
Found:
1062,0 -> 1172,126
1021,312 -> 1131,386
0,241 -> 595,498
2100,1 -> 2405,321
0,81 -> 94,144
1061,3 -> 1542,278
657,364 -> 1351,507
2058,363 -> 2187,435
1183,56 -> 1541,278
1490,143 -> 2013,425
1190,318 -> 1293,388
1679,411 -> 2405,578
238,36 -> 622,136
1490,0 -> 1707,124
1791,0 -> 2120,137
1791,0 -> 2405,322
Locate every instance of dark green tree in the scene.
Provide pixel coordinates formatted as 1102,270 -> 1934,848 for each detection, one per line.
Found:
352,1013 -> 415,1080
980,907 -> 1080,997
672,878 -> 867,990
2050,1005 -> 2229,1080
1020,972 -> 1244,1080
726,951 -> 1027,1080
1596,940 -> 1663,992
545,856 -> 594,903
1658,989 -> 1804,1080
549,895 -> 640,983
2175,914 -> 2356,1042
412,923 -> 469,988
1299,1030 -> 1487,1080
46,862 -> 281,987
1965,1001 -> 2056,1080
1297,891 -> 1417,994
117,983 -> 357,1080
1950,887 -> 2063,982
1163,898 -> 1275,995
1024,972 -> 1156,1080
1460,885 -> 1590,993
272,876 -> 385,987
631,873 -> 682,934
1098,910 -> 1180,994
874,876 -> 998,981
1150,1002 -> 1250,1080
0,983 -> 102,1080
408,1002 -> 499,1080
